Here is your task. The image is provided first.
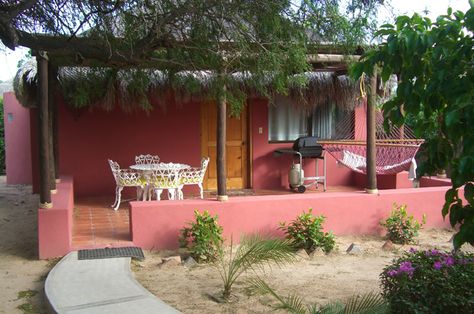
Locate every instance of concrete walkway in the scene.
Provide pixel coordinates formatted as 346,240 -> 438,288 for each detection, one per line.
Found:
45,252 -> 180,314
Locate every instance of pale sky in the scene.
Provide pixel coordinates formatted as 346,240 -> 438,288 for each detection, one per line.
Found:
0,0 -> 471,82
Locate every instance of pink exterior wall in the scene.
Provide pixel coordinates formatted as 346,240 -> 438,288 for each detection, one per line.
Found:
354,102 -> 367,140
130,186 -> 452,250
3,92 -> 32,184
38,176 -> 74,259
45,96 -> 359,198
250,99 -> 354,189
56,99 -> 201,197
31,94 -> 410,197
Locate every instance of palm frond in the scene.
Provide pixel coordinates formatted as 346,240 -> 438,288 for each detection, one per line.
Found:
318,292 -> 388,314
216,235 -> 297,300
247,277 -> 307,314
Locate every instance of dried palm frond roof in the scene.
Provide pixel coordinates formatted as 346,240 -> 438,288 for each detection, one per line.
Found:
14,61 -> 367,112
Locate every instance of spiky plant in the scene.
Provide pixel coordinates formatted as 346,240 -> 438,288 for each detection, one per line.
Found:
247,277 -> 388,314
215,235 -> 297,301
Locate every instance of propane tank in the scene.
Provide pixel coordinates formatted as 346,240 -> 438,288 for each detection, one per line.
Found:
289,163 -> 304,187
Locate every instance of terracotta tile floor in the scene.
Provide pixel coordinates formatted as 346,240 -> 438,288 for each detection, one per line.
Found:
72,196 -> 133,249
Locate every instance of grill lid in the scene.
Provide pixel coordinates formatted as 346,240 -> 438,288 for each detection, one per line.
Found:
292,136 -> 323,158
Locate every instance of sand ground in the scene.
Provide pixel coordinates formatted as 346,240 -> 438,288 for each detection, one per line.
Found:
0,177 -> 50,314
134,227 -> 472,313
0,177 -> 471,314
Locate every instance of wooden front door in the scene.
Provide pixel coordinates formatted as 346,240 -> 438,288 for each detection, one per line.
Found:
201,102 -> 248,190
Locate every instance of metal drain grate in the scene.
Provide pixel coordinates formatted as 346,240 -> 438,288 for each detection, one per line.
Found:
78,247 -> 145,260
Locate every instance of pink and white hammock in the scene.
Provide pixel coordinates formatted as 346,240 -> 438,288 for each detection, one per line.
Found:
319,110 -> 423,175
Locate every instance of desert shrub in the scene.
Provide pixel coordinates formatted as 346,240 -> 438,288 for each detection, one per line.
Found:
380,203 -> 425,244
279,208 -> 335,253
380,249 -> 474,313
179,209 -> 223,262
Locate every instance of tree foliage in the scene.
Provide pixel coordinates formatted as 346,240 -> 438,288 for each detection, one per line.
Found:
352,5 -> 474,248
1,1 -> 385,113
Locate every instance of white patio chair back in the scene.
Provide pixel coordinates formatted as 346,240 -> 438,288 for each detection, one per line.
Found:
135,154 -> 160,165
149,165 -> 182,200
108,159 -> 146,210
178,157 -> 210,199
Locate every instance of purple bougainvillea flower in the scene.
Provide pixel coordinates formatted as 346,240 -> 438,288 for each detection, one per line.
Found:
409,247 -> 417,253
443,256 -> 455,267
399,261 -> 415,277
433,261 -> 443,270
387,269 -> 398,277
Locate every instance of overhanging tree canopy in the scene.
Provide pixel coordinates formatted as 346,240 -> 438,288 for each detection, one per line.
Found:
352,5 -> 474,248
1,0 -> 386,201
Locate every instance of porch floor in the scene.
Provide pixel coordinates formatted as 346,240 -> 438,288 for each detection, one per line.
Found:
72,186 -> 361,249
72,196 -> 133,250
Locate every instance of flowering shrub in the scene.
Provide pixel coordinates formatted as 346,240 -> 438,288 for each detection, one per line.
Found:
380,249 -> 474,313
380,203 -> 426,244
179,210 -> 223,262
279,208 -> 335,253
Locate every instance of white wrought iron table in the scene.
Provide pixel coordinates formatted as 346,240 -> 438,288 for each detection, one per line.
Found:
130,163 -> 191,200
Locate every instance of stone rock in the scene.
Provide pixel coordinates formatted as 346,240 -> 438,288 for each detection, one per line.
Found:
346,243 -> 362,255
163,255 -> 182,263
296,249 -> 310,260
309,248 -> 326,259
382,240 -> 394,251
183,256 -> 198,268
159,255 -> 182,268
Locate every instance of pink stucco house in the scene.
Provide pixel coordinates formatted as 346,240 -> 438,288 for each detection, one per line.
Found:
3,83 -> 452,258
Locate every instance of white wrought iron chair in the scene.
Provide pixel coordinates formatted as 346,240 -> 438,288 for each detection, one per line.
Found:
148,164 -> 182,201
108,159 -> 147,210
178,157 -> 210,199
135,154 -> 160,165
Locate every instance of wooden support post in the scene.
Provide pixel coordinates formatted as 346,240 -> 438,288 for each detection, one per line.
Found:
48,63 -> 57,191
366,69 -> 378,194
216,84 -> 228,201
51,64 -> 60,183
37,52 -> 52,208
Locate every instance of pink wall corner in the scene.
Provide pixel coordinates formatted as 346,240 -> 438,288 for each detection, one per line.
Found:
130,186 -> 452,251
38,176 -> 74,259
250,98 -> 354,190
395,171 -> 415,189
3,92 -> 32,185
57,100 -> 201,197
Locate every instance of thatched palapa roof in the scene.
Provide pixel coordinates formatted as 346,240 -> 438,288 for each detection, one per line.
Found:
14,61 -> 363,113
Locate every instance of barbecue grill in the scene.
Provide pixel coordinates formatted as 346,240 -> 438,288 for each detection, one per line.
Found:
274,136 -> 326,193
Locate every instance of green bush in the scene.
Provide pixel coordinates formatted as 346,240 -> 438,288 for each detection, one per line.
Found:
179,209 -> 223,262
380,249 -> 474,313
380,203 -> 426,244
279,208 -> 335,253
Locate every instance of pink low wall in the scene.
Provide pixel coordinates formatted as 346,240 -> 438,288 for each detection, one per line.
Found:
130,186 -> 452,250
354,171 -> 415,190
38,176 -> 74,259
3,92 -> 32,184
420,176 -> 452,187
